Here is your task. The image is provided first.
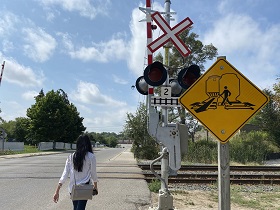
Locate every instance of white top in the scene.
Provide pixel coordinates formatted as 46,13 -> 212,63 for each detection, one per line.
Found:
59,152 -> 98,193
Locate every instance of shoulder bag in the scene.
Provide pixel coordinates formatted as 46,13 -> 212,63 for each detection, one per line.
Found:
70,154 -> 94,201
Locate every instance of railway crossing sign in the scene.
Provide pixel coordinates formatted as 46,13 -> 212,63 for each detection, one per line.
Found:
179,58 -> 269,143
148,12 -> 193,57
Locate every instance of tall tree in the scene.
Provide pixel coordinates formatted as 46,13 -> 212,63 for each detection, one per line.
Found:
27,89 -> 85,144
14,117 -> 30,143
124,102 -> 159,159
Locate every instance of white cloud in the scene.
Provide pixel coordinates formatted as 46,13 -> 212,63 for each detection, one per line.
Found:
112,74 -> 128,85
46,12 -> 56,22
83,107 -> 135,133
70,81 -> 126,106
0,12 -> 18,37
22,90 -> 39,100
58,32 -> 129,63
39,0 -> 111,20
0,53 -> 45,87
127,6 -> 147,76
0,101 -> 27,121
76,103 -> 93,114
2,40 -> 14,52
127,2 -> 166,76
203,14 -> 260,54
203,12 -> 280,88
68,37 -> 128,62
57,32 -> 74,51
22,27 -> 57,62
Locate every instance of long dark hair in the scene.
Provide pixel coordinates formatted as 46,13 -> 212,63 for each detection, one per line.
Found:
73,134 -> 93,172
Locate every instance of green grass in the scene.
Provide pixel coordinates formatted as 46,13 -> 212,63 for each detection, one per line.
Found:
0,145 -> 39,156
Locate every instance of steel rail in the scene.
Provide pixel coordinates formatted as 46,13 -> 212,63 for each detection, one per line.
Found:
138,164 -> 280,171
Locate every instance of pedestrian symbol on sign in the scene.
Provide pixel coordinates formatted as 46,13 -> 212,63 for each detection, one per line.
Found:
189,73 -> 255,113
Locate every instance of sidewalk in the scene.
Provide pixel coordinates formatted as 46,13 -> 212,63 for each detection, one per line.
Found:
88,148 -> 152,210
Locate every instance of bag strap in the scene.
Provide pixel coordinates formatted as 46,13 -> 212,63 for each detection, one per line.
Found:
71,153 -> 77,185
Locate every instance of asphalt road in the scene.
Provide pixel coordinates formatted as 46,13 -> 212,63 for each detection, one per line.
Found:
0,146 -> 127,210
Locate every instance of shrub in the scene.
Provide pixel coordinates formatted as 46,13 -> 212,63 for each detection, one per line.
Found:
182,131 -> 279,165
148,179 -> 161,193
131,144 -> 159,160
184,139 -> 218,164
230,131 -> 278,164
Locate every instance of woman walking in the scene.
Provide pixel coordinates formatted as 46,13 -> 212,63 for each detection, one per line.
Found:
53,134 -> 98,210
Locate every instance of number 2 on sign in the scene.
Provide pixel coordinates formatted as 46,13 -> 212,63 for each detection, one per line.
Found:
161,87 -> 171,98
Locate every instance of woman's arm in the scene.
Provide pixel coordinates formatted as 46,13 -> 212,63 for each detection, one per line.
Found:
53,155 -> 71,203
91,154 -> 98,190
53,183 -> 62,203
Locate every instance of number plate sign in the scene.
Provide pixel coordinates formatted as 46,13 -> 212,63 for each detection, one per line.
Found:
161,86 -> 171,98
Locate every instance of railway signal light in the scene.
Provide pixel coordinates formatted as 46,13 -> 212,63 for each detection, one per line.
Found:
169,79 -> 182,97
135,61 -> 167,95
135,62 -> 201,96
143,61 -> 167,86
168,64 -> 201,97
178,64 -> 201,90
135,76 -> 148,95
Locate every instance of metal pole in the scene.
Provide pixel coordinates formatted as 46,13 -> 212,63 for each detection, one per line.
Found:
217,56 -> 231,210
161,0 -> 171,191
146,0 -> 154,114
0,61 -> 5,85
157,1 -> 174,210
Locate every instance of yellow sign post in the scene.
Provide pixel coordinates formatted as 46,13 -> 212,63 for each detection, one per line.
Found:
179,58 -> 269,143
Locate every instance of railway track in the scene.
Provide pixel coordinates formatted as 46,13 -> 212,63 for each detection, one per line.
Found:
138,164 -> 280,185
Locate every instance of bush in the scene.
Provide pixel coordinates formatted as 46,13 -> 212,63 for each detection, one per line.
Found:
182,131 -> 279,165
131,144 -> 160,160
148,179 -> 161,193
230,131 -> 278,164
184,139 -> 218,164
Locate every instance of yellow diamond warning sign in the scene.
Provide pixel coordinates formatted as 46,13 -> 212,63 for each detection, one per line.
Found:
179,58 -> 269,143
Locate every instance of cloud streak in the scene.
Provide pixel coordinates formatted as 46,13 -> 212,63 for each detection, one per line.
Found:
0,53 -> 45,87
70,81 -> 126,106
22,27 -> 57,62
39,0 -> 111,20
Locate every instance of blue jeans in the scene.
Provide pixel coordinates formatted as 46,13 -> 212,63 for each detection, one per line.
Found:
72,200 -> 88,210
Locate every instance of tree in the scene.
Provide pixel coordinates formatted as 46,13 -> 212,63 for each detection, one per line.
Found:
0,117 -> 30,142
0,120 -> 16,141
106,136 -> 118,148
14,117 -> 30,143
124,102 -> 159,159
250,87 -> 280,146
89,132 -> 120,147
26,89 -> 85,144
0,108 -> 4,123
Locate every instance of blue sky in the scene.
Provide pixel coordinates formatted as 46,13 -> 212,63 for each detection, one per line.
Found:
0,0 -> 279,134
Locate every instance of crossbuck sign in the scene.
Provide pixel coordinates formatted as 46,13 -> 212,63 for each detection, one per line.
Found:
148,12 -> 193,57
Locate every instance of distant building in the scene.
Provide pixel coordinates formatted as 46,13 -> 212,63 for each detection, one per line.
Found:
240,124 -> 260,133
118,139 -> 133,144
